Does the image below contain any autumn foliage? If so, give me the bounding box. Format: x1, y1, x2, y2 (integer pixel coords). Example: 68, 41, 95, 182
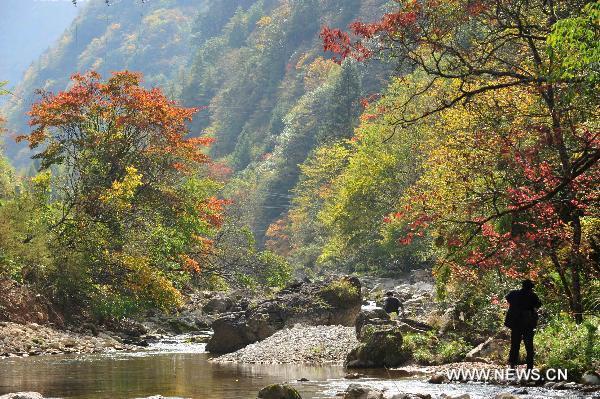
323, 0, 600, 321
20, 71, 212, 166
17, 71, 227, 314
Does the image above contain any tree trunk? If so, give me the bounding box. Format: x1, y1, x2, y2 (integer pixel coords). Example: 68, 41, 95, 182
571, 215, 584, 324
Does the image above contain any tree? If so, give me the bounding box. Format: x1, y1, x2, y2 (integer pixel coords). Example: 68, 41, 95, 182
323, 0, 600, 322
0, 81, 8, 96
317, 78, 429, 274
288, 142, 350, 270
17, 71, 226, 316
200, 220, 293, 290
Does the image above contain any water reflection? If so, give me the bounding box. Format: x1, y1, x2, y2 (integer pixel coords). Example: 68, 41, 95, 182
0, 345, 590, 399
0, 352, 344, 399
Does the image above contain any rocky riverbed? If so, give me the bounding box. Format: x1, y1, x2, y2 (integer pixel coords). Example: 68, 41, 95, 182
214, 324, 358, 365
0, 321, 134, 357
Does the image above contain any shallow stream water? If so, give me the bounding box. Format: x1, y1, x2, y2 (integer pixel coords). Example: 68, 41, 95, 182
0, 335, 591, 398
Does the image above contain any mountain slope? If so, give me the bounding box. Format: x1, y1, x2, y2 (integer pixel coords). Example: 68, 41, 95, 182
0, 0, 79, 92
1, 0, 391, 243
2, 0, 203, 163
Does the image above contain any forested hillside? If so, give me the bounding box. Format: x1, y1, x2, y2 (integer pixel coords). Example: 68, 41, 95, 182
0, 0, 78, 91
2, 0, 392, 262
0, 0, 397, 316
2, 0, 202, 162
178, 0, 393, 251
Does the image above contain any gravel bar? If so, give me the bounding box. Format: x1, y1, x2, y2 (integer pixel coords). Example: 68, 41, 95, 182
214, 324, 358, 365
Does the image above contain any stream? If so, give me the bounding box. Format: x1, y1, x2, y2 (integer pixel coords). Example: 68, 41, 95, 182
0, 334, 592, 399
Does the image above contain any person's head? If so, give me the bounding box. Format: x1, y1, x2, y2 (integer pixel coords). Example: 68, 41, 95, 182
386, 291, 394, 297
522, 279, 535, 291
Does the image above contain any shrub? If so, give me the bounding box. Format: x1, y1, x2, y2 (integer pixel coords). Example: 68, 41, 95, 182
535, 315, 600, 380
402, 331, 469, 365
437, 336, 470, 363
319, 278, 360, 306
259, 251, 293, 289
91, 289, 143, 321
403, 331, 436, 365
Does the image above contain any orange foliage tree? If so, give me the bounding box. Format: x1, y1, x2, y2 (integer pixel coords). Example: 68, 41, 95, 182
18, 71, 227, 315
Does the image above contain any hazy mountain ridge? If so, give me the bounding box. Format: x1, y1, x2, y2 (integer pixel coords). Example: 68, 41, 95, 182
2, 0, 206, 163
0, 0, 79, 92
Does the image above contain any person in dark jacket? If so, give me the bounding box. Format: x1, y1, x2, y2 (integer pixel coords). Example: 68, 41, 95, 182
505, 279, 542, 369
383, 291, 404, 317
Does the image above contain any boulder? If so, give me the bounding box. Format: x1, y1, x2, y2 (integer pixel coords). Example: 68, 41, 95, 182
355, 309, 393, 339
438, 307, 468, 333
465, 337, 508, 362
202, 296, 234, 314
427, 373, 447, 384
257, 384, 302, 399
206, 307, 284, 354
343, 384, 384, 399
395, 319, 434, 334
207, 276, 362, 353
166, 317, 199, 334
582, 371, 600, 385
346, 326, 408, 368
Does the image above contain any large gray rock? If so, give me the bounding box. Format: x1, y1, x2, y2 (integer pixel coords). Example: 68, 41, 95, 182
207, 276, 362, 353
257, 384, 302, 399
427, 373, 448, 384
343, 384, 384, 399
465, 337, 508, 362
438, 307, 470, 334
346, 326, 408, 368
355, 309, 393, 339
395, 318, 434, 334
202, 295, 234, 314
582, 371, 600, 385
206, 309, 282, 353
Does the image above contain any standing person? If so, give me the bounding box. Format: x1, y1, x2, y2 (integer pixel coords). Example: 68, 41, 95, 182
383, 291, 405, 317
504, 279, 542, 369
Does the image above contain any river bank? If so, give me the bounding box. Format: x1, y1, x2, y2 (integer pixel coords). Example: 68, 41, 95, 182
0, 322, 598, 398
1, 274, 598, 399
0, 321, 134, 358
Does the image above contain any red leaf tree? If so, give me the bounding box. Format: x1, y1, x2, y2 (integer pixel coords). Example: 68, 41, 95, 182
323, 0, 600, 321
